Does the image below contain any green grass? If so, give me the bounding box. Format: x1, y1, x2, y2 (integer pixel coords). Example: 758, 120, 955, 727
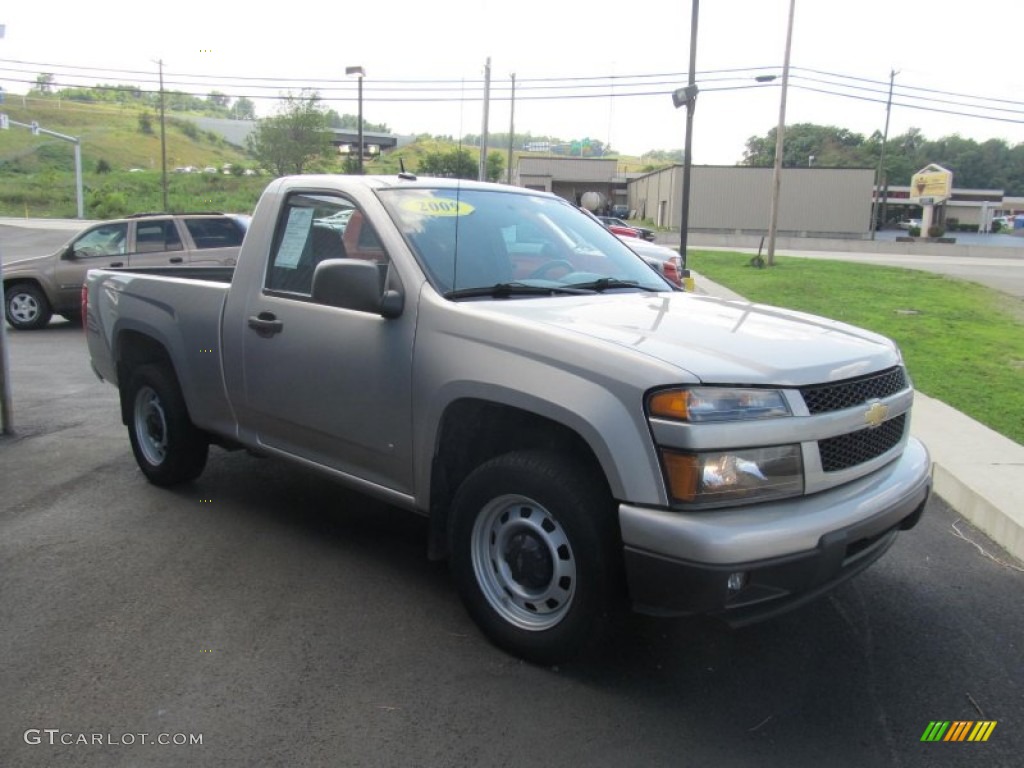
689, 250, 1024, 445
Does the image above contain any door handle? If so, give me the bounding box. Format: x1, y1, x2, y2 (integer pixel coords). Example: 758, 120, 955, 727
109, 261, 124, 268
247, 311, 283, 337
169, 257, 184, 264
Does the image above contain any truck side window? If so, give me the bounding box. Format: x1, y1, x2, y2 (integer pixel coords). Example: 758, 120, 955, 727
185, 218, 245, 249
265, 193, 389, 299
134, 220, 183, 253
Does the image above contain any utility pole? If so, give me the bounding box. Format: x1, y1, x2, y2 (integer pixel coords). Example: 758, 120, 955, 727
672, 0, 700, 272
870, 68, 898, 239
479, 57, 491, 182
506, 73, 515, 185
156, 59, 168, 211
0, 20, 11, 435
345, 66, 366, 173
765, 0, 796, 267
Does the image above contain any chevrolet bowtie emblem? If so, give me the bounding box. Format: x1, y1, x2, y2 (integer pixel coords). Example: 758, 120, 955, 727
864, 401, 889, 428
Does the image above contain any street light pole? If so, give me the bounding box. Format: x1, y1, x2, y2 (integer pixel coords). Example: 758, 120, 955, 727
766, 0, 796, 267
345, 66, 365, 173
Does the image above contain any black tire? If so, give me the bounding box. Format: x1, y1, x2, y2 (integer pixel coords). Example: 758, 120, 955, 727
125, 364, 209, 486
450, 450, 620, 664
4, 283, 53, 330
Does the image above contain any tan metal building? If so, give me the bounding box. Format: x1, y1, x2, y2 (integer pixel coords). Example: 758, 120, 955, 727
513, 157, 630, 211
628, 165, 875, 237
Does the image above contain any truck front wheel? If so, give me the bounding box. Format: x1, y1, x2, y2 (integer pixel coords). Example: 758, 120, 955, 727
451, 450, 619, 664
126, 364, 209, 486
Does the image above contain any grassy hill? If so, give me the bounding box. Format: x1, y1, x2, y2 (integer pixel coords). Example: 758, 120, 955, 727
0, 97, 260, 218
0, 97, 662, 218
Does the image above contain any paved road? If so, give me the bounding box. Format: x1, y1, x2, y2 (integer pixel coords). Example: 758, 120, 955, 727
674, 236, 1024, 299
1, 320, 1022, 767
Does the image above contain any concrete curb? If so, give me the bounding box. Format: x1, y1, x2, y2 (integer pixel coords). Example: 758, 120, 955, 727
689, 270, 1024, 564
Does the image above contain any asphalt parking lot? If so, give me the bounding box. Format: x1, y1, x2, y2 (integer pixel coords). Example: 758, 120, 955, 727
1, 317, 1022, 767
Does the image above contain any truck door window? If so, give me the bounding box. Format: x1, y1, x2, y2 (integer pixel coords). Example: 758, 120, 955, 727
265, 193, 390, 299
134, 220, 183, 253
72, 223, 128, 258
184, 218, 245, 249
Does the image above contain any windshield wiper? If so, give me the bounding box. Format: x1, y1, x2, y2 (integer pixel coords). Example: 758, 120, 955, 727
564, 278, 660, 293
444, 282, 595, 299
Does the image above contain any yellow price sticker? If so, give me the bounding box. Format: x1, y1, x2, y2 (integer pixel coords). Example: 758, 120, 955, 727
400, 198, 474, 217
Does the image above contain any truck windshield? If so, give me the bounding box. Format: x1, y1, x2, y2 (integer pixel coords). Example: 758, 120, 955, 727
377, 187, 670, 297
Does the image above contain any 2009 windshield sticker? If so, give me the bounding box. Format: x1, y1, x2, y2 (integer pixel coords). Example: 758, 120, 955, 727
400, 198, 474, 217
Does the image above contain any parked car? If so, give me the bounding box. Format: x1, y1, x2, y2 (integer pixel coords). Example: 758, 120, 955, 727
898, 218, 921, 231
617, 237, 684, 287
4, 212, 248, 330
600, 216, 655, 241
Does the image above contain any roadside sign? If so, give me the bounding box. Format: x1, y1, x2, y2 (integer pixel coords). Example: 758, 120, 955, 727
30, 120, 40, 135
910, 164, 953, 203
0, 113, 8, 130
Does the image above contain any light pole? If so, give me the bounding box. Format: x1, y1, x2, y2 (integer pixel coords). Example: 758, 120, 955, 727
345, 66, 365, 173
671, 0, 700, 272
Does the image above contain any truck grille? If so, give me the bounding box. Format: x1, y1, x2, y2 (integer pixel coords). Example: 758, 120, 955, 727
818, 414, 907, 472
800, 367, 907, 414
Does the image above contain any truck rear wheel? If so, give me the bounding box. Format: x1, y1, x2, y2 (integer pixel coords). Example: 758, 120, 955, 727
450, 450, 619, 664
126, 364, 208, 486
5, 283, 52, 330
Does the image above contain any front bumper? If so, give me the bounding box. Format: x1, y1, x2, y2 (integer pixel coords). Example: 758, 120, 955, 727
619, 438, 931, 623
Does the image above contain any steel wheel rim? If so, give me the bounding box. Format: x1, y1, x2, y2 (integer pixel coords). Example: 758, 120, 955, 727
470, 494, 576, 631
134, 385, 168, 466
9, 293, 40, 324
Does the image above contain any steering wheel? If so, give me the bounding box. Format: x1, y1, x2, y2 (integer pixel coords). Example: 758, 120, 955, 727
528, 259, 576, 279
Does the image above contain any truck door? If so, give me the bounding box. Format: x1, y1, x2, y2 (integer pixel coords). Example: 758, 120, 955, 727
128, 218, 187, 267
225, 191, 416, 496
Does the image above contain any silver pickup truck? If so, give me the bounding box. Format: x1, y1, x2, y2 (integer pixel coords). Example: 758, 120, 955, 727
85, 174, 931, 663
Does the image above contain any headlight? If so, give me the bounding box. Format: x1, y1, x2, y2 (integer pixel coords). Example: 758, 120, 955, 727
648, 387, 790, 422
660, 445, 803, 506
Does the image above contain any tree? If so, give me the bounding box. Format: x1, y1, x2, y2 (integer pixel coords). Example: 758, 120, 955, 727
207, 91, 230, 109
324, 109, 390, 133
245, 91, 333, 176
32, 73, 55, 94
232, 97, 256, 120
418, 148, 477, 179
486, 151, 504, 182
138, 112, 154, 135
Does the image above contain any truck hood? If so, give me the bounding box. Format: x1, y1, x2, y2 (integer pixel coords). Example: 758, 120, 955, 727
470, 292, 901, 386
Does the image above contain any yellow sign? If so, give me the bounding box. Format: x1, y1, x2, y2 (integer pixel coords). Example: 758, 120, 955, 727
400, 198, 475, 217
910, 165, 952, 203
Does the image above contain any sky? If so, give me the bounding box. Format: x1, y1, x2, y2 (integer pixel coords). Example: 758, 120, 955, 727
0, 1, 1020, 164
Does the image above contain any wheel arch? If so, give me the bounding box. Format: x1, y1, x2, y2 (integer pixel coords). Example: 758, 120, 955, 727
115, 330, 176, 426
426, 398, 613, 561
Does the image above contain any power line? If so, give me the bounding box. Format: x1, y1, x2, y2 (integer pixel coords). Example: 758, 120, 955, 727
3, 60, 1023, 126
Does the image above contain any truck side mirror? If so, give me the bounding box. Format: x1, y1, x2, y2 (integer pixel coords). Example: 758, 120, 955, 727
311, 259, 403, 318
61, 245, 77, 260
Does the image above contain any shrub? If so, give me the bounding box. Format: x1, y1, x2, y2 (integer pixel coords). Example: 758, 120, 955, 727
95, 158, 112, 174
138, 112, 153, 134
927, 224, 945, 238
89, 189, 128, 219
908, 226, 921, 237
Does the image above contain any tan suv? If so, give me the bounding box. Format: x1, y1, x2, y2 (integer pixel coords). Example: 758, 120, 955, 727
4, 212, 249, 330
